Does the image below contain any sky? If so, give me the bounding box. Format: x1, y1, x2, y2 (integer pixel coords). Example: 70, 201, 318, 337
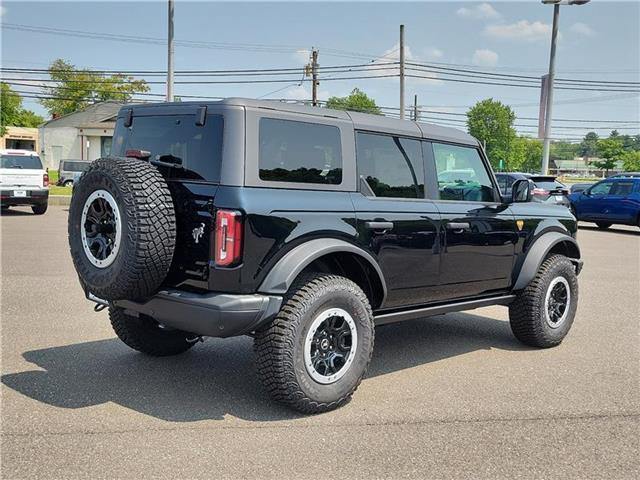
1, 0, 639, 140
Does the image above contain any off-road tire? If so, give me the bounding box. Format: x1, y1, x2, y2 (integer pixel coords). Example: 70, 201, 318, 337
509, 255, 578, 348
63, 180, 74, 187
596, 222, 612, 229
254, 272, 375, 414
68, 157, 176, 301
109, 306, 195, 356
32, 203, 48, 215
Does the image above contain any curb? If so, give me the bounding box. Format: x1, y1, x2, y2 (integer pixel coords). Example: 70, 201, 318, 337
49, 195, 71, 206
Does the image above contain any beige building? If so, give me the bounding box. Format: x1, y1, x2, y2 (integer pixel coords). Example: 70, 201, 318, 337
0, 126, 39, 151
38, 101, 124, 170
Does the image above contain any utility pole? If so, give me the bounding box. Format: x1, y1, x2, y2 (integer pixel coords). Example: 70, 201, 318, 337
399, 24, 405, 120
537, 74, 549, 139
166, 0, 175, 101
311, 49, 319, 107
541, 4, 559, 174
413, 94, 418, 121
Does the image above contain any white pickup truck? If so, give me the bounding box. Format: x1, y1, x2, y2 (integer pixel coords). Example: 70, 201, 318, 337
0, 149, 49, 215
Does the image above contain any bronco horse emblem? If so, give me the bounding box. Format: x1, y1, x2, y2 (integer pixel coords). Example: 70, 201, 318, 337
192, 223, 205, 244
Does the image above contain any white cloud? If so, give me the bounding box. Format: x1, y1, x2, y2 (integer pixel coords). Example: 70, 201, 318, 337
472, 49, 499, 67
285, 84, 330, 102
423, 47, 444, 60
570, 22, 594, 36
485, 20, 559, 42
370, 43, 442, 85
456, 3, 501, 20
293, 49, 311, 64
0, 6, 6, 17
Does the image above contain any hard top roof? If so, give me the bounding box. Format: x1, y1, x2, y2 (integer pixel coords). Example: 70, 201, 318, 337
122, 98, 479, 146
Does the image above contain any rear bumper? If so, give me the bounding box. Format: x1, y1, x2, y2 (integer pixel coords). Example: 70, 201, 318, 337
0, 189, 49, 206
114, 289, 282, 338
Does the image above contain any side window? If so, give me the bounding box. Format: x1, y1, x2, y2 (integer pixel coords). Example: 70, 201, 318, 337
432, 143, 495, 202
258, 118, 342, 185
496, 176, 508, 195
610, 181, 634, 196
588, 181, 613, 196
356, 132, 424, 198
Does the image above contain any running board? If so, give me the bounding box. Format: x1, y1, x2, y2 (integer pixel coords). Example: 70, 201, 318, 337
374, 295, 516, 326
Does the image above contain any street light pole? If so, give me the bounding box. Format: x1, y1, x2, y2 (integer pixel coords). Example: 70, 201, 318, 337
167, 0, 175, 102
540, 0, 590, 174
541, 4, 560, 175
399, 24, 405, 120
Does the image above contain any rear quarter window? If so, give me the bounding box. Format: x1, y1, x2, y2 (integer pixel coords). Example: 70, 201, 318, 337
258, 118, 342, 185
112, 114, 224, 182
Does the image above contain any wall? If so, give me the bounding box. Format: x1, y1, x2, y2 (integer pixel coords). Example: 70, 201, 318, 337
39, 126, 80, 170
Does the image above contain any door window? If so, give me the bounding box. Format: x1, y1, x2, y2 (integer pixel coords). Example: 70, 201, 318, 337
258, 118, 342, 185
610, 181, 634, 196
356, 132, 424, 198
432, 143, 495, 202
588, 181, 614, 196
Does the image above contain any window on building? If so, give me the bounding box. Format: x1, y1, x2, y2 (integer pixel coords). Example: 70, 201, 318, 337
356, 132, 424, 198
258, 118, 342, 185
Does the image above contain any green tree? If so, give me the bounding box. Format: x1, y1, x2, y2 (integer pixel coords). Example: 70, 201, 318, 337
39, 59, 149, 117
621, 151, 640, 172
325, 88, 381, 114
550, 141, 579, 161
579, 131, 599, 159
1, 83, 44, 135
509, 137, 543, 173
466, 98, 516, 169
592, 138, 625, 175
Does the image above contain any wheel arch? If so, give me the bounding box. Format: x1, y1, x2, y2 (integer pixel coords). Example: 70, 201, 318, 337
258, 238, 387, 309
513, 232, 581, 291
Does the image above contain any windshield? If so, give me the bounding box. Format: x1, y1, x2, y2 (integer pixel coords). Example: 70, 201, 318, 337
1, 155, 43, 169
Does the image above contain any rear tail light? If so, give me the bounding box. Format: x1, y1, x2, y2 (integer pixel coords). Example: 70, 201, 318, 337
43, 173, 49, 187
532, 187, 548, 196
214, 209, 243, 267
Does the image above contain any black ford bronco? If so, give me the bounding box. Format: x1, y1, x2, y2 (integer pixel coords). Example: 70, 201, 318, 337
68, 99, 582, 413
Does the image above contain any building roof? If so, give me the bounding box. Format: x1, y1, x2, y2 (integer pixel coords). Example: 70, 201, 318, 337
125, 98, 479, 146
40, 101, 125, 128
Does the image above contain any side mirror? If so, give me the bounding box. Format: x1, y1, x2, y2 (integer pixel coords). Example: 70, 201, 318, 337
511, 179, 534, 203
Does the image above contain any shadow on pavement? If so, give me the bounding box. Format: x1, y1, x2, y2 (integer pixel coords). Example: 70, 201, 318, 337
0, 208, 35, 216
578, 224, 640, 236
2, 312, 529, 422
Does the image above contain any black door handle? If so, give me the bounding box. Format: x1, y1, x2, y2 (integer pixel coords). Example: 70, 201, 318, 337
365, 221, 394, 233
446, 222, 470, 233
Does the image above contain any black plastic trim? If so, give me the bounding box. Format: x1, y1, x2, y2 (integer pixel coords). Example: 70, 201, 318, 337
374, 295, 516, 326
114, 290, 282, 338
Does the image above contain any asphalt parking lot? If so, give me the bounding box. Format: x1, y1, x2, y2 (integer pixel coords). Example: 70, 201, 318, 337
1, 205, 638, 479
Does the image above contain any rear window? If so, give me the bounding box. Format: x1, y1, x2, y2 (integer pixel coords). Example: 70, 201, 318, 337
112, 114, 224, 182
533, 181, 565, 190
62, 161, 90, 172
1, 155, 43, 169
258, 118, 342, 185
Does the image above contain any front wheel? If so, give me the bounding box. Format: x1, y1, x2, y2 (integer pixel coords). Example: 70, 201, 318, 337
509, 255, 579, 348
254, 272, 375, 414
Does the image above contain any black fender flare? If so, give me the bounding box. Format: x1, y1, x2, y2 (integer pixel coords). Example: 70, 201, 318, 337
513, 231, 581, 291
258, 238, 387, 302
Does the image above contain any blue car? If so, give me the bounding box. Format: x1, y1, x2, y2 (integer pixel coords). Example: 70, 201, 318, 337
568, 177, 640, 230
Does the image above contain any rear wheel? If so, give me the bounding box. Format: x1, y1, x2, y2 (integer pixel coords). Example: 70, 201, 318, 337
109, 306, 195, 356
63, 180, 73, 187
595, 222, 612, 229
254, 272, 374, 414
32, 203, 48, 215
509, 255, 578, 348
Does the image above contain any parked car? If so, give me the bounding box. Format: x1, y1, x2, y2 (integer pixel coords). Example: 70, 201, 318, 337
608, 172, 640, 179
569, 177, 640, 229
495, 173, 570, 207
57, 159, 91, 187
570, 183, 593, 194
0, 149, 49, 214
67, 99, 583, 413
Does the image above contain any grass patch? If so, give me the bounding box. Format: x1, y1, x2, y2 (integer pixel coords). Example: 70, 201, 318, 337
49, 186, 72, 196
47, 169, 59, 184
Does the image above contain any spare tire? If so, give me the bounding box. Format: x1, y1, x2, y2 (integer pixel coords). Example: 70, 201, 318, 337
68, 157, 176, 301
